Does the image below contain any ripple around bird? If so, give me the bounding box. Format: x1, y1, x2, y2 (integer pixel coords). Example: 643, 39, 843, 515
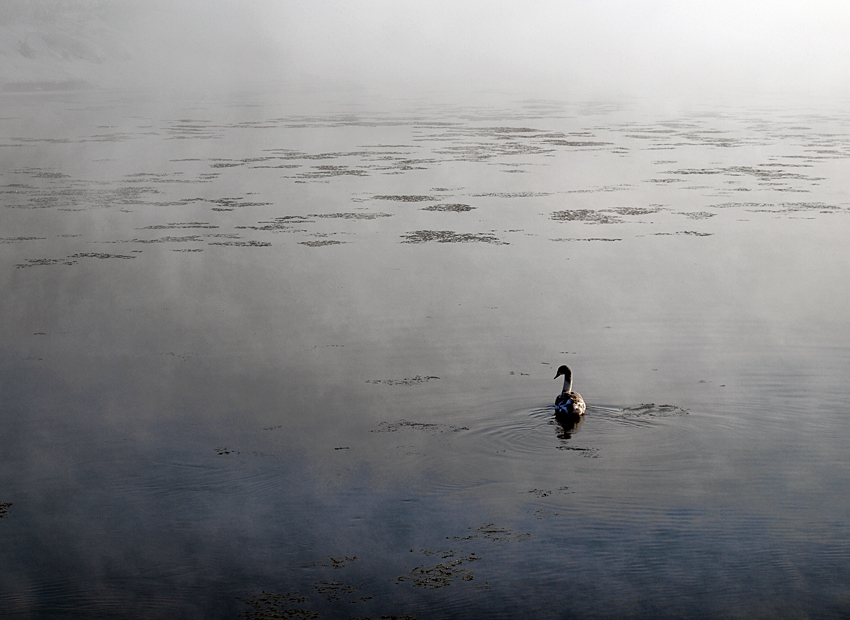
460, 401, 665, 459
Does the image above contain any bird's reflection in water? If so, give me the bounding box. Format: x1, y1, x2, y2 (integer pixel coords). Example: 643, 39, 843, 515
553, 410, 584, 440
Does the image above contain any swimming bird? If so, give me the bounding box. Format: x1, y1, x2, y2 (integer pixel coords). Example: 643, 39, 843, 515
554, 365, 586, 416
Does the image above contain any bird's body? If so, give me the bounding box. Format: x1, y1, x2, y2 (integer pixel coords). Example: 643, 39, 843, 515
554, 365, 586, 416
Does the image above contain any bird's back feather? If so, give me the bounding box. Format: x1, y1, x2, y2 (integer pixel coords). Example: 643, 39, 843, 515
555, 391, 586, 416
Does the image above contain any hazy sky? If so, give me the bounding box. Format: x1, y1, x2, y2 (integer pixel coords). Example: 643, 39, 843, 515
87, 0, 850, 99
275, 1, 850, 93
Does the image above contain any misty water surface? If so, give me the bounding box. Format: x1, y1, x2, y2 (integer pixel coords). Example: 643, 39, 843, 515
2, 88, 850, 619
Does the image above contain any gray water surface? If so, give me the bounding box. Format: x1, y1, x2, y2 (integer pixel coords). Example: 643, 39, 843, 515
2, 89, 850, 619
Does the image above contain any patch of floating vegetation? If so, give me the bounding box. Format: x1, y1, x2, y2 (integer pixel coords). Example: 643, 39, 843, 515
712, 201, 839, 213
0, 236, 45, 243
373, 195, 437, 202
124, 172, 173, 179
8, 137, 72, 145
213, 197, 272, 209
123, 172, 201, 185
308, 212, 393, 220
551, 209, 624, 224
432, 141, 553, 161
621, 403, 689, 417
13, 168, 70, 179
0, 502, 11, 518
374, 419, 468, 433
653, 231, 713, 237
158, 351, 199, 359
377, 159, 435, 174
665, 166, 821, 182
238, 216, 315, 232
134, 235, 205, 244
489, 126, 543, 133
215, 446, 239, 455
450, 523, 531, 543
2, 182, 159, 211
678, 211, 716, 220
313, 579, 356, 601
293, 165, 370, 179
605, 206, 662, 216
298, 240, 345, 247
566, 184, 633, 194
397, 555, 481, 589
250, 163, 302, 170
69, 253, 136, 260
545, 139, 612, 147
208, 240, 271, 247
175, 197, 272, 211
237, 591, 318, 620
711, 202, 771, 210
367, 375, 440, 386
400, 230, 507, 244
362, 143, 419, 148
286, 150, 373, 161
550, 237, 622, 242
473, 523, 531, 542
172, 248, 204, 252
556, 445, 600, 457
15, 258, 78, 268
472, 191, 552, 198
139, 222, 219, 230
528, 487, 571, 498
311, 556, 358, 569
420, 203, 475, 212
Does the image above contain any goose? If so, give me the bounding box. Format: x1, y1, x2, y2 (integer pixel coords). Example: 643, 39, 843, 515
554, 365, 586, 416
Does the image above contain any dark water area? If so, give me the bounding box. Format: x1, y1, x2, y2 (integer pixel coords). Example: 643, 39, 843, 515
2, 88, 850, 619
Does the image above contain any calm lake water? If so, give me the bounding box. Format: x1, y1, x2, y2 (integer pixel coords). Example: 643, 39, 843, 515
2, 88, 850, 619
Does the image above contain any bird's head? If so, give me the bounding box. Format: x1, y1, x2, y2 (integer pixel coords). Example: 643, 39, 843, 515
554, 365, 571, 380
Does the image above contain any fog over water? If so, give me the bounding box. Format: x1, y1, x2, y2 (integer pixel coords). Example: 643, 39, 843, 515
5, 0, 850, 99
141, 0, 850, 99
2, 2, 850, 620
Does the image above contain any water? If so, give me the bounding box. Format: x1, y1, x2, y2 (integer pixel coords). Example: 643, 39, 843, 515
2, 88, 850, 619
